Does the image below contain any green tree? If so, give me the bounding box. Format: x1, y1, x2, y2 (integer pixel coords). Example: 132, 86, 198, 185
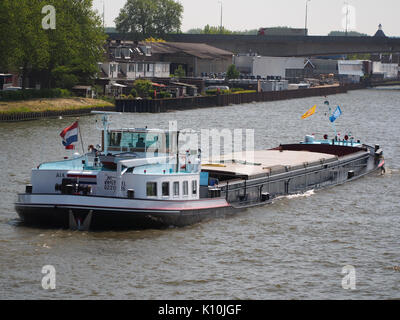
226, 64, 240, 80
185, 26, 258, 35
203, 24, 232, 35
0, 0, 50, 88
174, 65, 186, 78
133, 79, 153, 98
0, 0, 106, 89
115, 0, 183, 37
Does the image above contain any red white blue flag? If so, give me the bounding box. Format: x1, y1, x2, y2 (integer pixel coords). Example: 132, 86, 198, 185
60, 121, 78, 150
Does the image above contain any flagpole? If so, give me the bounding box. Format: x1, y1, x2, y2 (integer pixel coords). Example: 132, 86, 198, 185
325, 99, 337, 140
77, 118, 85, 155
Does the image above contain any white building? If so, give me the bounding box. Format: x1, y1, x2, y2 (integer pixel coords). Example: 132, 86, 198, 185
338, 60, 364, 83
100, 62, 120, 79
233, 54, 305, 78
372, 62, 399, 79
99, 61, 170, 80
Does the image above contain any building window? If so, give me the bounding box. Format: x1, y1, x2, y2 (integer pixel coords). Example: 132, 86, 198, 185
162, 182, 170, 196
173, 182, 179, 196
128, 63, 135, 72
183, 181, 188, 196
146, 182, 157, 197
138, 64, 143, 72
122, 48, 130, 59
192, 180, 197, 195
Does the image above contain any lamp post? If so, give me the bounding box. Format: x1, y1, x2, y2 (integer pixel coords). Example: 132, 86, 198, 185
219, 1, 223, 33
344, 1, 349, 36
304, 0, 311, 36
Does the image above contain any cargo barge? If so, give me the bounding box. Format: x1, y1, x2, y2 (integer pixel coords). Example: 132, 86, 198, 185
15, 112, 385, 230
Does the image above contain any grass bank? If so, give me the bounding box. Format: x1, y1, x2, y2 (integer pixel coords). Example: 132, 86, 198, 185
0, 97, 114, 114
0, 97, 115, 122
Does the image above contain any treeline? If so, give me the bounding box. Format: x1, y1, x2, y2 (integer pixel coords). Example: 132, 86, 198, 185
0, 0, 107, 89
186, 25, 259, 35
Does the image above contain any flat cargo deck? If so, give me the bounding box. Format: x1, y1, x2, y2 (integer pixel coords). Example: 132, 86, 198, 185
202, 150, 338, 179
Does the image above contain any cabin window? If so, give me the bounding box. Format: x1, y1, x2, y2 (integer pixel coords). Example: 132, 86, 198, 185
162, 182, 170, 196
192, 180, 197, 195
173, 182, 179, 196
146, 182, 157, 197
110, 132, 122, 147
183, 181, 188, 196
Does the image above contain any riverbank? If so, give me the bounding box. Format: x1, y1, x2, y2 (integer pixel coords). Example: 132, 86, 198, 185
116, 84, 362, 113
0, 97, 114, 122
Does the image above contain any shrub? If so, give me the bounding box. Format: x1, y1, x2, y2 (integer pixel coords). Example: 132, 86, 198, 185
148, 89, 157, 98
205, 89, 230, 95
0, 88, 72, 101
226, 64, 240, 80
159, 91, 172, 99
133, 79, 153, 98
230, 88, 245, 92
130, 88, 137, 97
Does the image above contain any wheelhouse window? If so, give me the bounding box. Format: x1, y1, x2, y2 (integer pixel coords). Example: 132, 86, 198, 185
192, 180, 197, 195
146, 182, 157, 197
183, 181, 188, 196
109, 132, 122, 147
162, 182, 170, 196
107, 130, 177, 154
173, 182, 179, 196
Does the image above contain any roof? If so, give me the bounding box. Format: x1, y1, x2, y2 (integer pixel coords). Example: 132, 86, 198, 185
72, 85, 92, 90
170, 81, 198, 88
374, 24, 386, 37
141, 41, 233, 59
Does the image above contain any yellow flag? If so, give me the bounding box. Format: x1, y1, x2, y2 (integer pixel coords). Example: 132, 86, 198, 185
301, 104, 317, 119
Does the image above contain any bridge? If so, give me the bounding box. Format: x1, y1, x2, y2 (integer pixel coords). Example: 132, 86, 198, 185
108, 33, 400, 57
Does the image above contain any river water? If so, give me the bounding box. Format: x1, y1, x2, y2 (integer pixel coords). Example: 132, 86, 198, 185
0, 88, 399, 300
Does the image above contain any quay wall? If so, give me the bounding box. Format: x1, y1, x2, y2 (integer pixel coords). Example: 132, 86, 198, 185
116, 85, 358, 113
0, 106, 115, 122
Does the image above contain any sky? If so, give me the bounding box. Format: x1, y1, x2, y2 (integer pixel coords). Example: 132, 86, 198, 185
92, 0, 399, 36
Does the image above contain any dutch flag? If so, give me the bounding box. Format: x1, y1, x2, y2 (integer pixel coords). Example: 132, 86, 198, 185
60, 121, 79, 150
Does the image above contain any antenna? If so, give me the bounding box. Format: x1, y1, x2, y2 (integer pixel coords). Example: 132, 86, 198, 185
91, 111, 122, 154
103, 0, 105, 29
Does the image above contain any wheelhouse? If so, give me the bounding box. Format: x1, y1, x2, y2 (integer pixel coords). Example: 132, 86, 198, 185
103, 128, 178, 156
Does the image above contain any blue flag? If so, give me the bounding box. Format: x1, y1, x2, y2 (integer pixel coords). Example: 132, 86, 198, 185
329, 106, 342, 123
